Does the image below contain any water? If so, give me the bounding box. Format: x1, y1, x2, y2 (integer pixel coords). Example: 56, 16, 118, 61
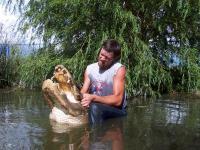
0, 90, 200, 150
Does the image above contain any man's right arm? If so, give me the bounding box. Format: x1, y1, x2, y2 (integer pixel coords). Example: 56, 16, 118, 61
80, 70, 90, 94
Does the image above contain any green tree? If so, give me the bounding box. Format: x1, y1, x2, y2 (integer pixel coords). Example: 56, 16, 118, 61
0, 21, 22, 87
5, 0, 200, 96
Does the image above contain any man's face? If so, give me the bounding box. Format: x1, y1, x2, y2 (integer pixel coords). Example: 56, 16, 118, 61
98, 48, 114, 70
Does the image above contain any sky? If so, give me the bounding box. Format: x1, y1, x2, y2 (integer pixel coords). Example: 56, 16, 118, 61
0, 1, 39, 45
0, 1, 20, 43
0, 2, 41, 55
0, 5, 18, 28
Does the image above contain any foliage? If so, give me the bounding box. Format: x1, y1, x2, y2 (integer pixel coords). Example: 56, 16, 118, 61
4, 0, 200, 96
0, 44, 22, 87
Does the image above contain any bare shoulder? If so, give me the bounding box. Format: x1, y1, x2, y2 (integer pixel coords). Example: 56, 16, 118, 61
115, 66, 126, 79
117, 66, 126, 75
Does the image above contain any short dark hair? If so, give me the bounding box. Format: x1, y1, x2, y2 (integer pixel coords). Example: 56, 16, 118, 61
101, 39, 121, 61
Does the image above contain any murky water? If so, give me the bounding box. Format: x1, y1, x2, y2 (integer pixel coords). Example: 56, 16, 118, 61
0, 90, 200, 150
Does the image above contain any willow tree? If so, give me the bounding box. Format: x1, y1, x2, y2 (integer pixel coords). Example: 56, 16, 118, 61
5, 0, 200, 96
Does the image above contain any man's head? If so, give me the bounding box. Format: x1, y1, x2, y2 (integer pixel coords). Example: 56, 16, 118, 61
98, 39, 121, 70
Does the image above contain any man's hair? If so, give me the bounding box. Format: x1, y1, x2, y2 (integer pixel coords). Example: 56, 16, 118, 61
100, 39, 121, 61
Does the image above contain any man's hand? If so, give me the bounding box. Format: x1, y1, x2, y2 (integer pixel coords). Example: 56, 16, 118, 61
81, 93, 94, 108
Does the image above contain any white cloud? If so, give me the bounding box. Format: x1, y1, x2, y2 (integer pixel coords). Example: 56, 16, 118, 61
0, 4, 26, 44
0, 2, 42, 44
0, 5, 19, 29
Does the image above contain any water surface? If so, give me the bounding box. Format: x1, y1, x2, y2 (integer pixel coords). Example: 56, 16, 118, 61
0, 90, 199, 150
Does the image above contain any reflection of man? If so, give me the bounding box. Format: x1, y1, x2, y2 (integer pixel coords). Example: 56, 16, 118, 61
81, 127, 124, 150
81, 118, 124, 150
81, 39, 127, 125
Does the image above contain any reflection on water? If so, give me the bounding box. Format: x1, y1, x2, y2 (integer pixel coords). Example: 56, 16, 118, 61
155, 100, 187, 124
125, 95, 200, 150
0, 90, 200, 150
80, 118, 125, 150
0, 90, 49, 149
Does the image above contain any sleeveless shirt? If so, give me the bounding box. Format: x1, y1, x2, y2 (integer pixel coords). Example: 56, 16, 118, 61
86, 62, 127, 109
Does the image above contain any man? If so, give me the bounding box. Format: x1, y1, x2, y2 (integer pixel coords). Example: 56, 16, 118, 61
81, 39, 127, 125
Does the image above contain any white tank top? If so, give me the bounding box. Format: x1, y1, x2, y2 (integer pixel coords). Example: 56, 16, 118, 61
86, 62, 127, 109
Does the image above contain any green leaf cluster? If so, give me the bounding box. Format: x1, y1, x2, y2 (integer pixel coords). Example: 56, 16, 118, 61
5, 0, 200, 96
